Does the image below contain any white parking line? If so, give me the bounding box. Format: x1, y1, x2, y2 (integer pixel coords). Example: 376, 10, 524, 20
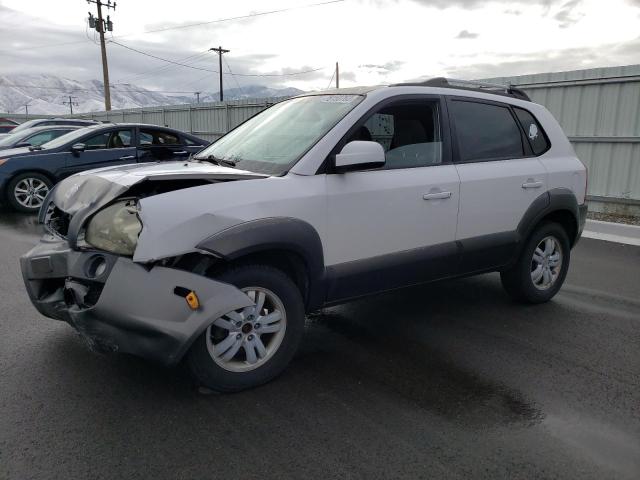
581, 230, 640, 246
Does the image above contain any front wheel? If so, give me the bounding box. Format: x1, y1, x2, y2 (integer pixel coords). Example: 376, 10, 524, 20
501, 222, 571, 303
186, 265, 305, 392
7, 172, 53, 213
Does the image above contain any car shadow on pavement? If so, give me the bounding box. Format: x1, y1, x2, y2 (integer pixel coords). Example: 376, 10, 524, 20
296, 276, 544, 428
27, 250, 543, 430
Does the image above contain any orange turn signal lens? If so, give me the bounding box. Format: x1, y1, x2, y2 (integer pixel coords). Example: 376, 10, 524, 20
185, 291, 200, 310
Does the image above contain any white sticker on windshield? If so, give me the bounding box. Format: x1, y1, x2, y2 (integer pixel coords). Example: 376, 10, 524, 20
320, 95, 359, 103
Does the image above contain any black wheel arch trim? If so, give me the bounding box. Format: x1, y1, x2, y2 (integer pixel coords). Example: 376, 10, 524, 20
516, 188, 582, 250
196, 217, 326, 310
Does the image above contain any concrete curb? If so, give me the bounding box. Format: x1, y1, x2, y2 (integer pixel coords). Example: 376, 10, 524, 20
582, 219, 640, 246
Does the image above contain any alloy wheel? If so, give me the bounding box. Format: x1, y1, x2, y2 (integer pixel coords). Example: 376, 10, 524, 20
14, 177, 49, 209
206, 286, 287, 372
531, 236, 563, 290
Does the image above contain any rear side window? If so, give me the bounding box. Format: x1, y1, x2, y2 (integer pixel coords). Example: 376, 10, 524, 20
450, 100, 523, 162
513, 108, 550, 155
139, 129, 180, 146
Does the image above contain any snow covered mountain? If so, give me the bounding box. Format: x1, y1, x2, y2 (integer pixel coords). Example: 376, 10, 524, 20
0, 74, 304, 115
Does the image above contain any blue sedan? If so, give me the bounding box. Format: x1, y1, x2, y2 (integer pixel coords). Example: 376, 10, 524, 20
0, 123, 209, 212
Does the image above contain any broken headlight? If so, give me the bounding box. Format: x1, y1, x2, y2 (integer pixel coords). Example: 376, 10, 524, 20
85, 199, 142, 255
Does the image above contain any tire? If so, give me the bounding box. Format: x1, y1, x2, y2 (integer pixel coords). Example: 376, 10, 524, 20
7, 172, 53, 213
500, 222, 570, 304
186, 265, 305, 392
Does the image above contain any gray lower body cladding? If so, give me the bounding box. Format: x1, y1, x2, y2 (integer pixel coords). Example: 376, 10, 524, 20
20, 237, 253, 365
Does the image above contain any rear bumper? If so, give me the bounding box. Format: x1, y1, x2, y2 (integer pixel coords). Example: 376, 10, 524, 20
576, 202, 588, 242
20, 237, 252, 365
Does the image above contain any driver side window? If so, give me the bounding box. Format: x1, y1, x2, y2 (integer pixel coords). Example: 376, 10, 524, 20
349, 100, 442, 169
84, 129, 132, 150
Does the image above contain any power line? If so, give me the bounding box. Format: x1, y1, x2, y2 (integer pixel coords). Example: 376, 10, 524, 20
0, 82, 203, 94
108, 40, 326, 77
3, 0, 345, 52
224, 56, 245, 98
114, 0, 345, 38
113, 50, 211, 84
326, 69, 336, 89
109, 40, 217, 73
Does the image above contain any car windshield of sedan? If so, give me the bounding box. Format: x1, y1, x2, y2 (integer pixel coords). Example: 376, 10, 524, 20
194, 94, 364, 175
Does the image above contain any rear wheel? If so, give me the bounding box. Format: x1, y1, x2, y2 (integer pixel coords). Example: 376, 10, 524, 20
7, 172, 52, 213
501, 222, 570, 303
186, 265, 305, 392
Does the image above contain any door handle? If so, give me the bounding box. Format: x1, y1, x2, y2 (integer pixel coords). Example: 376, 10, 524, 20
119, 155, 136, 160
423, 191, 452, 200
522, 181, 543, 189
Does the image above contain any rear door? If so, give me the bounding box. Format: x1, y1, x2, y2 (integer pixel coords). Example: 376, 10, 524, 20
448, 97, 547, 272
136, 127, 192, 163
63, 127, 136, 176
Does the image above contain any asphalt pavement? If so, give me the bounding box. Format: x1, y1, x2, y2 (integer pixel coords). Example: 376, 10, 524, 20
1, 209, 639, 479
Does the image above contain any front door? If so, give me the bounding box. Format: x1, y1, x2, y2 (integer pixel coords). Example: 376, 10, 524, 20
325, 97, 460, 301
63, 128, 137, 177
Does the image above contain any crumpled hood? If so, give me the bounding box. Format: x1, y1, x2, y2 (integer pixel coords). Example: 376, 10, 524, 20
43, 160, 268, 246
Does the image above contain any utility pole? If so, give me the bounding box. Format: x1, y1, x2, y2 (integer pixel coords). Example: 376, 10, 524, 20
24, 103, 31, 116
336, 62, 339, 89
194, 92, 201, 103
210, 46, 230, 101
63, 96, 79, 115
87, 0, 116, 111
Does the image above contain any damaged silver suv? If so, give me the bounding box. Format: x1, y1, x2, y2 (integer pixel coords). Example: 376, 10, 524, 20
21, 80, 587, 391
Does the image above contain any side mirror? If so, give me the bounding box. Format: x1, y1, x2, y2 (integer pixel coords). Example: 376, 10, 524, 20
15, 142, 31, 148
334, 141, 385, 173
71, 143, 86, 154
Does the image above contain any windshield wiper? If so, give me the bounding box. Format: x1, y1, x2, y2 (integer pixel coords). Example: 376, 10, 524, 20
197, 154, 237, 169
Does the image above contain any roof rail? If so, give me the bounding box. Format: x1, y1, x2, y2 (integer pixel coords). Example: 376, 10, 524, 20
391, 77, 531, 101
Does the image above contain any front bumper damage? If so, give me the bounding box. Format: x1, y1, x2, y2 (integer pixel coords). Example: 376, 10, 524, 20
20, 236, 253, 365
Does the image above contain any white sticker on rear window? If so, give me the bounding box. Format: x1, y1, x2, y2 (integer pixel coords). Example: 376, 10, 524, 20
320, 95, 359, 103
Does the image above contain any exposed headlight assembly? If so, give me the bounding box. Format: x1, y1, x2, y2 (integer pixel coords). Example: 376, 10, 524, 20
85, 199, 142, 255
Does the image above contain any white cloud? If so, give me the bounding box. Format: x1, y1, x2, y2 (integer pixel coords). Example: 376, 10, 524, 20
0, 0, 638, 95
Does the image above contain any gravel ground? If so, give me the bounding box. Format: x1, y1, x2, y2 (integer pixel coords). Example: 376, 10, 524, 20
587, 211, 640, 225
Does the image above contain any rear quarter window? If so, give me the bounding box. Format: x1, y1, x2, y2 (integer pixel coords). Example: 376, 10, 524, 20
513, 107, 550, 155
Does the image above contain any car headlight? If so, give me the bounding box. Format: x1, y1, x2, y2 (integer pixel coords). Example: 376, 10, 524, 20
85, 199, 142, 255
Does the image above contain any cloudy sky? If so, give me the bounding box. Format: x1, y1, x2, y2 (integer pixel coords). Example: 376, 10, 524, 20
1, 0, 639, 95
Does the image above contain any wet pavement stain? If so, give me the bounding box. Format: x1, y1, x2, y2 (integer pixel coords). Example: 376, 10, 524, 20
304, 307, 544, 428
0, 207, 42, 236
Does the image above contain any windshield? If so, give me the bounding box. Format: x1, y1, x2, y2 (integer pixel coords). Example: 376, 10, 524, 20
0, 131, 26, 146
39, 127, 96, 149
195, 94, 364, 175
